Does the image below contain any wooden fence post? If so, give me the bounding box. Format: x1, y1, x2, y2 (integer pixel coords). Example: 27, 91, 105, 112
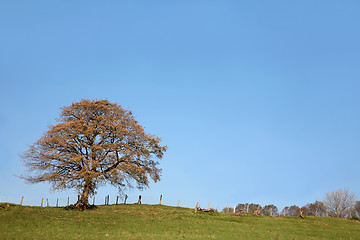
67, 197, 69, 206
159, 195, 162, 205
46, 198, 49, 207
283, 209, 286, 216
124, 195, 128, 204
41, 198, 43, 207
233, 205, 236, 213
315, 209, 317, 217
93, 196, 95, 205
246, 204, 249, 213
299, 209, 304, 218
56, 198, 59, 207
208, 202, 211, 210
137, 195, 141, 204
194, 202, 199, 213
107, 195, 110, 205
270, 208, 272, 216
177, 200, 180, 207
116, 196, 119, 205
20, 196, 24, 206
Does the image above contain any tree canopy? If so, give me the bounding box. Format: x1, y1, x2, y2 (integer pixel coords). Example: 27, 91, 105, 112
21, 99, 167, 209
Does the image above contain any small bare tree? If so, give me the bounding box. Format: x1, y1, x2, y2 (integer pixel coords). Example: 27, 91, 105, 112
354, 201, 360, 218
323, 189, 357, 218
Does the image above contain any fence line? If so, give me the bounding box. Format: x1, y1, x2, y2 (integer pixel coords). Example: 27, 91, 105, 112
8, 195, 357, 218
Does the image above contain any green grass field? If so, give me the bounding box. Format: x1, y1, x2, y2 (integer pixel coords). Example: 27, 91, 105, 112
1, 203, 359, 239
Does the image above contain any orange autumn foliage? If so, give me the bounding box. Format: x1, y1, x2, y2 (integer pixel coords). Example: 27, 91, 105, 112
21, 100, 167, 209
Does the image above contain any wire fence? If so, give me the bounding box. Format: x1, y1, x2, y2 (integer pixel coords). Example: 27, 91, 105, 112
5, 194, 185, 208
3, 195, 359, 219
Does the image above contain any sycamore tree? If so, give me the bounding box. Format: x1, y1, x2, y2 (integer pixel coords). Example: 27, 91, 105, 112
21, 99, 167, 210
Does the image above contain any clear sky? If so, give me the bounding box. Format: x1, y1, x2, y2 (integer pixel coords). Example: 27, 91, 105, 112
1, 1, 360, 211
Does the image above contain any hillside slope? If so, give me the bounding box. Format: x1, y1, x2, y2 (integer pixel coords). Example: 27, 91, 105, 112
1, 203, 359, 239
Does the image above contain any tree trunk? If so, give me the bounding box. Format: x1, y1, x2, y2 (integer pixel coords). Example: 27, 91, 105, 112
75, 178, 92, 210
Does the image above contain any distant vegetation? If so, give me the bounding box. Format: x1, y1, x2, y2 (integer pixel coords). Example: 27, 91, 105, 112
223, 189, 360, 219
1, 203, 359, 239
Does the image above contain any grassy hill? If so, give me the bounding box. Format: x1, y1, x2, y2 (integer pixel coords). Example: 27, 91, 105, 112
1, 203, 359, 239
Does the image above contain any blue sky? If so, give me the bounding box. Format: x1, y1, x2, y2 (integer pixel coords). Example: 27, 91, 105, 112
1, 1, 360, 210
